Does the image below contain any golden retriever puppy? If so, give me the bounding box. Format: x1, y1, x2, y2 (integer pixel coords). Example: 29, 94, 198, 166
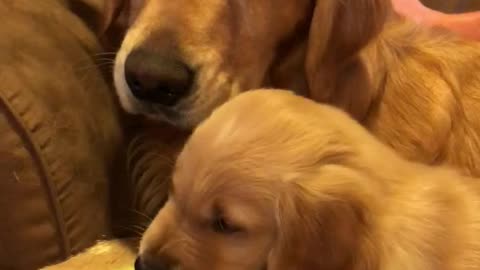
136, 89, 480, 270
106, 0, 480, 177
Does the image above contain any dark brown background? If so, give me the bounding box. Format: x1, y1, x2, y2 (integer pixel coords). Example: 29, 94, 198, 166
422, 0, 480, 12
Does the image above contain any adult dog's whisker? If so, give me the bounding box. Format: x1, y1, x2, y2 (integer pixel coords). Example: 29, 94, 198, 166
75, 63, 114, 73
94, 58, 115, 63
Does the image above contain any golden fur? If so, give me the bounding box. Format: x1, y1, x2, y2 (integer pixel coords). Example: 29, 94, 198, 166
109, 0, 480, 176
41, 239, 138, 270
139, 90, 480, 270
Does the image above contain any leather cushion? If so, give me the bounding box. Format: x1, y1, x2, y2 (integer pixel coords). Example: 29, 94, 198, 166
0, 1, 124, 269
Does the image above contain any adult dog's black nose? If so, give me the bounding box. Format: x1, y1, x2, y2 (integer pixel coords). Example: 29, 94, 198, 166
124, 48, 194, 107
135, 256, 170, 270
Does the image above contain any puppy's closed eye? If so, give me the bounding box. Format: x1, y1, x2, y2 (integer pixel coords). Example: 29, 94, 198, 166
210, 207, 243, 235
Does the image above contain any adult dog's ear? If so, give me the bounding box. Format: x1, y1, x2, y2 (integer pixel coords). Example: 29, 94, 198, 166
268, 181, 375, 270
305, 0, 390, 120
99, 0, 143, 50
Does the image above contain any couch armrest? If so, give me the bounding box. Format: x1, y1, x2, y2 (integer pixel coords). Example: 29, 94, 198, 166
0, 1, 125, 269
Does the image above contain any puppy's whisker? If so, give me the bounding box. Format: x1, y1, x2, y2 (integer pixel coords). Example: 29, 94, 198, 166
94, 52, 117, 56
129, 159, 172, 191
128, 139, 176, 163
151, 153, 175, 165
113, 225, 145, 237
128, 208, 154, 222
133, 180, 170, 213
140, 182, 170, 210
131, 224, 149, 233
94, 59, 115, 64
93, 57, 115, 61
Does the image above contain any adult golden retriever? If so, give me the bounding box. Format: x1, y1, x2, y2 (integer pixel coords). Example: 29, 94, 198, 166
136, 89, 480, 270
105, 0, 480, 176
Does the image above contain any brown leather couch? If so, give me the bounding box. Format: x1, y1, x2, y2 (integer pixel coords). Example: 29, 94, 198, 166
0, 1, 121, 269
0, 1, 187, 269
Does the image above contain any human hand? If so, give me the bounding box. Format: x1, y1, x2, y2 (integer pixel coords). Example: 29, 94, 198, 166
391, 0, 480, 41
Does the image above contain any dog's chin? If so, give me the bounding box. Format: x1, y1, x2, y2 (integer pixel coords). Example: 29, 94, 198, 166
135, 103, 205, 129
144, 107, 190, 129
113, 87, 192, 130
115, 91, 212, 130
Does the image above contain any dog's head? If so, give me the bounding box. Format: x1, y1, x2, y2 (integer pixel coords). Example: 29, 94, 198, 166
106, 0, 390, 128
135, 90, 390, 270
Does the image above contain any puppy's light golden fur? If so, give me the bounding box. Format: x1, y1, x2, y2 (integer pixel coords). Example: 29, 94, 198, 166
110, 0, 480, 176
139, 90, 480, 270
41, 239, 137, 270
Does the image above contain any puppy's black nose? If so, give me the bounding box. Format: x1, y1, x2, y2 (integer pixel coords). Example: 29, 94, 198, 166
124, 48, 194, 107
134, 256, 170, 270
134, 257, 146, 270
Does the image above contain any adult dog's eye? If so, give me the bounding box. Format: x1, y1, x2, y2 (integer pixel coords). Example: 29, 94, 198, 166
212, 217, 239, 234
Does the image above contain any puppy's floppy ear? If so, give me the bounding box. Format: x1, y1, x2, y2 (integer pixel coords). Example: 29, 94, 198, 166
268, 182, 373, 270
99, 0, 143, 49
305, 0, 390, 120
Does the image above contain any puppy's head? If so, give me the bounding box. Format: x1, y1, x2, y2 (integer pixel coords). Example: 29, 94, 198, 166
108, 0, 390, 128
136, 90, 388, 270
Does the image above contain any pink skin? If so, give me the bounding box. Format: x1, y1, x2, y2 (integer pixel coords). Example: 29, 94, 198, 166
392, 0, 480, 41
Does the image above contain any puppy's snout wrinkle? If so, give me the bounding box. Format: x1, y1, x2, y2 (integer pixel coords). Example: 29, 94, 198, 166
124, 48, 194, 107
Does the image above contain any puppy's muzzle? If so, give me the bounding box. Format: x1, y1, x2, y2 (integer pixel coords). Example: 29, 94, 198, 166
124, 48, 194, 107
135, 256, 172, 270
